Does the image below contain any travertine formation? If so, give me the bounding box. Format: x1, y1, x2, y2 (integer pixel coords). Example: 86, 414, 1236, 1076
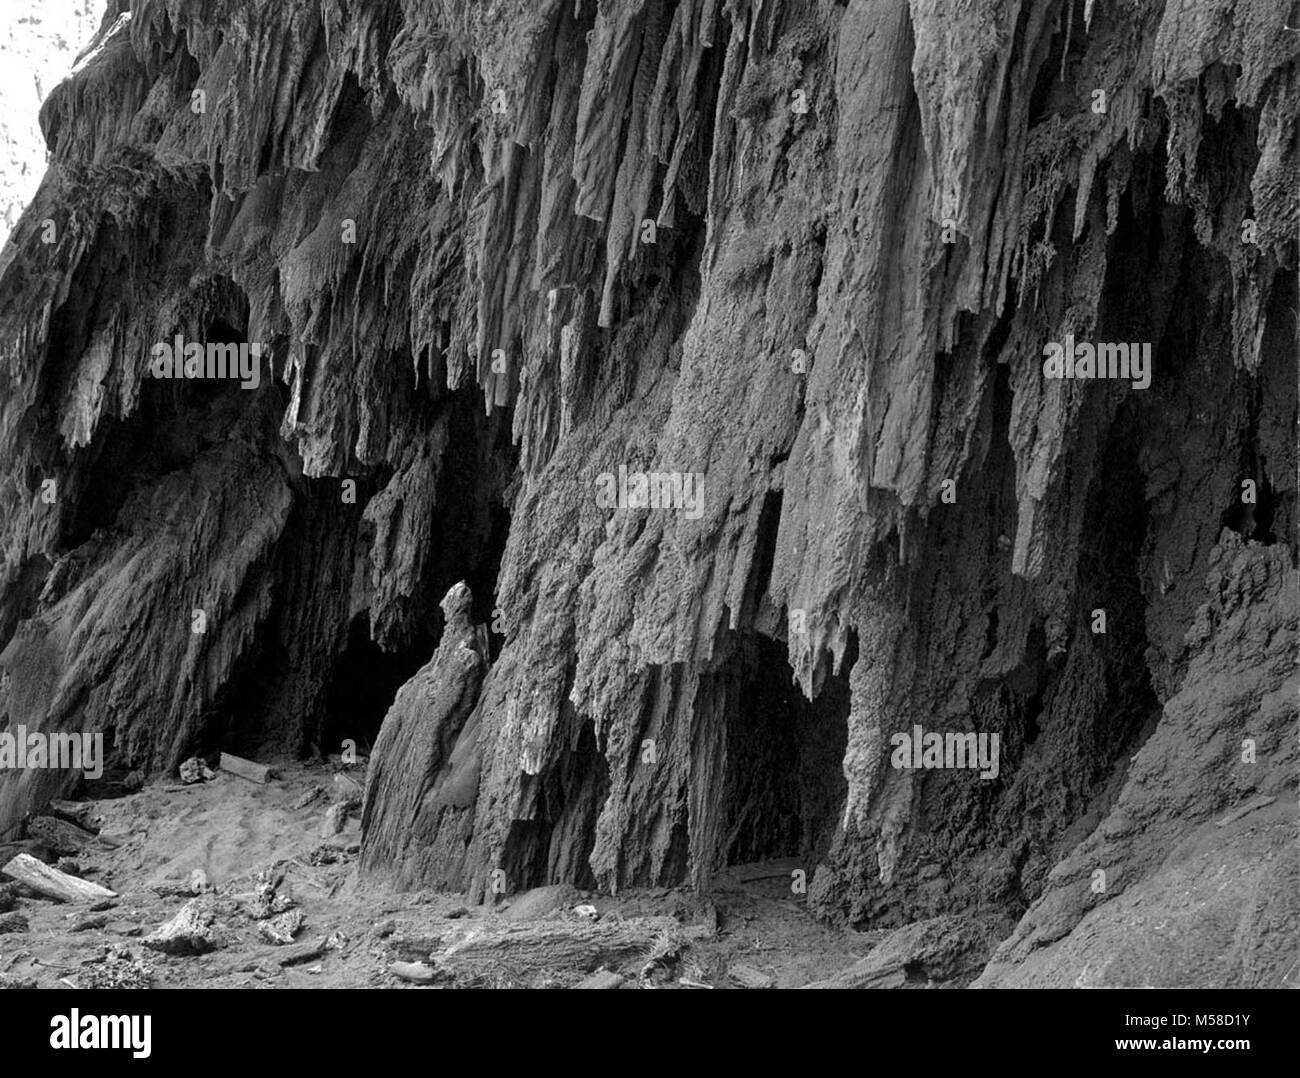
0, 0, 1295, 985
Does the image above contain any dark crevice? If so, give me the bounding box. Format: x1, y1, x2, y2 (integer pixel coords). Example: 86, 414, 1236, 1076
503, 688, 610, 892
720, 632, 855, 868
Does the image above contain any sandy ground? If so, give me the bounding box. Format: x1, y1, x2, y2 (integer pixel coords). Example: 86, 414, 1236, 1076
0, 762, 873, 989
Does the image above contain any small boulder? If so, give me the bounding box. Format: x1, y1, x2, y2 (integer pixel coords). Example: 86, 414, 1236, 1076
390, 961, 437, 985
143, 899, 218, 956
321, 802, 349, 837
501, 884, 576, 922
258, 909, 304, 945
178, 758, 215, 785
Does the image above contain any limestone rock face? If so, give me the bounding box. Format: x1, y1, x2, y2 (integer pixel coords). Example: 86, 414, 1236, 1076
0, 0, 1295, 986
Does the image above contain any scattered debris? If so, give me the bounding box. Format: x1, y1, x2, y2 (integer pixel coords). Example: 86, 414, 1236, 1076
325, 930, 347, 950
304, 843, 355, 867
178, 757, 217, 784
639, 928, 695, 985
0, 973, 37, 989
2, 853, 118, 903
219, 752, 275, 784
80, 945, 154, 989
143, 898, 220, 956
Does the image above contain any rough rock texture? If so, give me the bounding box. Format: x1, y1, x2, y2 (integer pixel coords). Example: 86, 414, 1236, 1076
0, 0, 1296, 987
359, 581, 487, 890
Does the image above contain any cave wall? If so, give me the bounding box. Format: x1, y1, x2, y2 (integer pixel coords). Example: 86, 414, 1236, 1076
0, 0, 1295, 983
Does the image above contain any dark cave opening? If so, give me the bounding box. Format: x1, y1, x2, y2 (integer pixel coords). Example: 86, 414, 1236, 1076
425, 389, 516, 639
173, 362, 514, 770
1073, 400, 1161, 780
720, 633, 854, 868
317, 614, 431, 757
1220, 437, 1278, 545
62, 307, 271, 550
1218, 270, 1298, 549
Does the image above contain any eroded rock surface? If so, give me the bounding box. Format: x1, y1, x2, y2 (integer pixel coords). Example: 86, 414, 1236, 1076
0, 0, 1295, 986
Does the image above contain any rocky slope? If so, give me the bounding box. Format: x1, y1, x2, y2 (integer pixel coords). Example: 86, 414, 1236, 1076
0, 0, 1295, 987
